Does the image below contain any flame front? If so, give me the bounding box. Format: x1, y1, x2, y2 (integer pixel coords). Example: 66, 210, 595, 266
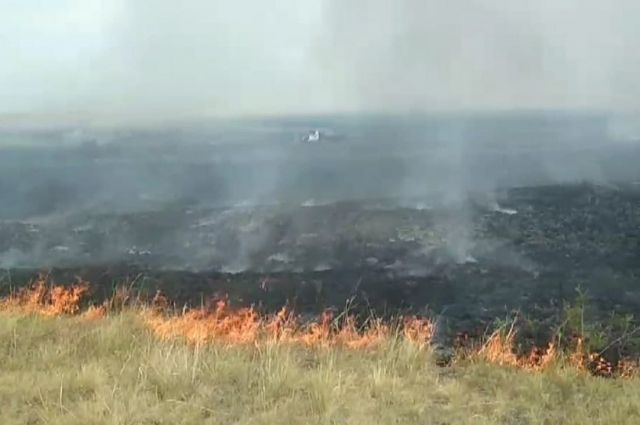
1, 277, 89, 316
1, 278, 638, 377
144, 303, 406, 349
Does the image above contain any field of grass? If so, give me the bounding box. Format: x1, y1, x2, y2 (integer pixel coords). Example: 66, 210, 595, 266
2, 310, 640, 425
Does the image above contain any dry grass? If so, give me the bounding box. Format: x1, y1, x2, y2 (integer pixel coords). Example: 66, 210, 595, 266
3, 279, 640, 423
2, 311, 640, 424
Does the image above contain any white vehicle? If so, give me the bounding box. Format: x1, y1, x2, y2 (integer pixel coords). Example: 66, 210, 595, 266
304, 130, 321, 143
300, 129, 343, 144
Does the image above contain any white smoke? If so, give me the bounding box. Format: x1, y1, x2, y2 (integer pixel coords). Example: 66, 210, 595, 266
1, 0, 640, 125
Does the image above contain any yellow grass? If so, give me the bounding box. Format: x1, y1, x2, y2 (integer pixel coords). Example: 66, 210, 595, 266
2, 279, 640, 423
3, 310, 640, 425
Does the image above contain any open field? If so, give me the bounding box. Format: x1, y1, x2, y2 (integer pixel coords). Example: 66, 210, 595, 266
3, 311, 640, 425
2, 116, 640, 424
2, 287, 640, 425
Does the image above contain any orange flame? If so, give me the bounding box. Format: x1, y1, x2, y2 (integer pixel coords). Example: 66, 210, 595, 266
475, 326, 561, 372
81, 305, 107, 321
1, 278, 89, 316
478, 328, 519, 367
403, 316, 434, 348
143, 301, 401, 349
2, 279, 639, 377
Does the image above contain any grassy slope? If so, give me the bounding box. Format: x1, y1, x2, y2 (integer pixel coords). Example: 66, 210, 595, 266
2, 312, 640, 425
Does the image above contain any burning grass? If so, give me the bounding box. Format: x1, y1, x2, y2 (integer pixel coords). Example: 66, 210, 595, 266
3, 309, 640, 424
142, 303, 429, 350
2, 278, 639, 378
0, 276, 90, 316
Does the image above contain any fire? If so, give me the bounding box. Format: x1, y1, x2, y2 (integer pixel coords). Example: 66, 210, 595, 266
569, 336, 587, 371
618, 359, 640, 378
473, 325, 565, 372
143, 301, 398, 349
478, 328, 519, 367
403, 316, 435, 348
521, 342, 558, 371
295, 310, 334, 347
145, 300, 262, 346
81, 305, 107, 321
1, 278, 639, 377
1, 277, 89, 316
473, 329, 619, 375
334, 316, 389, 349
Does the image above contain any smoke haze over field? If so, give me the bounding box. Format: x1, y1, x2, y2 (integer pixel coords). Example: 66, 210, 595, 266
3, 1, 640, 343
1, 0, 639, 124
321, 0, 640, 113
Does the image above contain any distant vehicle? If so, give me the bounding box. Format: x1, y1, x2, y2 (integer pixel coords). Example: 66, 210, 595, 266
304, 130, 321, 143
300, 129, 343, 144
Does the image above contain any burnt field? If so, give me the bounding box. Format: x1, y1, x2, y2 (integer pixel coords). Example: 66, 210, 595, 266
2, 182, 640, 326
1, 114, 640, 338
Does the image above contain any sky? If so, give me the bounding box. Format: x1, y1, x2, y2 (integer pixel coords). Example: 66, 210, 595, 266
1, 0, 639, 124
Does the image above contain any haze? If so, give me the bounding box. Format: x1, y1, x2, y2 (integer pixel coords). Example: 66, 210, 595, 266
1, 0, 639, 125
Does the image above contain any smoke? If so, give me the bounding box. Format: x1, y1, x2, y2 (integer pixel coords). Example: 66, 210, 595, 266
1, 0, 640, 123
311, 0, 640, 264
0, 0, 326, 123
318, 0, 640, 114
1, 0, 640, 275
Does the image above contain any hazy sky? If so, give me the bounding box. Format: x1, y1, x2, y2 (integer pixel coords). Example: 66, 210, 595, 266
1, 0, 639, 123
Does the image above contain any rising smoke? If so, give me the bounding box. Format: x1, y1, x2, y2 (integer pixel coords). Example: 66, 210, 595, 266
317, 0, 640, 114
1, 1, 640, 272
1, 0, 639, 121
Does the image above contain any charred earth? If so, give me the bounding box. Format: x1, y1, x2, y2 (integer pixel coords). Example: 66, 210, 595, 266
1, 114, 640, 341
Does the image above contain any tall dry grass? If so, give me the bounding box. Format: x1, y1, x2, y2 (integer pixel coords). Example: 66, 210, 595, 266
3, 278, 640, 423
2, 310, 640, 424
